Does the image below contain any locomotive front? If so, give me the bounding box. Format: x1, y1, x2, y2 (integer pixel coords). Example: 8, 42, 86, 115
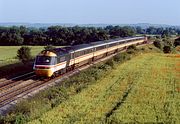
33, 50, 57, 77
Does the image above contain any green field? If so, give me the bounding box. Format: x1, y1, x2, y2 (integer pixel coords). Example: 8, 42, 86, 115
29, 53, 180, 123
0, 46, 45, 66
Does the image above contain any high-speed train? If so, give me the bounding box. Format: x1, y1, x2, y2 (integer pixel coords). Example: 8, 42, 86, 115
33, 36, 147, 77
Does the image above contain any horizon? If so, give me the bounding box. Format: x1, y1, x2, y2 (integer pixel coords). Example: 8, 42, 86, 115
0, 22, 180, 28
0, 0, 180, 25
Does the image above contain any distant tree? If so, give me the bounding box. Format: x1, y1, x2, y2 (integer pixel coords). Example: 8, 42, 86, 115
1, 25, 179, 46
19, 26, 28, 36
146, 27, 157, 34
136, 26, 145, 34
17, 46, 32, 64
161, 30, 171, 38
44, 45, 56, 50
156, 28, 164, 35
109, 26, 135, 37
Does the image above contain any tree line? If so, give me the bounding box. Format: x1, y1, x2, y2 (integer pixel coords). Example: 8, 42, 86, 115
136, 26, 180, 37
0, 25, 180, 46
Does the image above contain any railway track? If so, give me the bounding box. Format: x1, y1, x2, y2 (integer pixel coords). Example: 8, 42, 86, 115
0, 42, 151, 115
0, 72, 35, 89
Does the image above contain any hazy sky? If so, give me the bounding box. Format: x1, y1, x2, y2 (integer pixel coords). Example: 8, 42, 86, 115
0, 0, 180, 25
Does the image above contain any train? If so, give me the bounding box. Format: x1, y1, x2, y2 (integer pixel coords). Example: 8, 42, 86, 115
33, 36, 147, 77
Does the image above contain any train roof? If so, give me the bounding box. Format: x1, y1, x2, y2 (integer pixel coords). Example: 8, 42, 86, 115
106, 36, 143, 44
90, 40, 106, 47
51, 47, 73, 56
47, 36, 144, 55
71, 44, 93, 51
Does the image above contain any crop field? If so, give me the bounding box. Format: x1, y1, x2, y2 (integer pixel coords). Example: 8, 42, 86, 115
29, 53, 180, 123
0, 46, 45, 66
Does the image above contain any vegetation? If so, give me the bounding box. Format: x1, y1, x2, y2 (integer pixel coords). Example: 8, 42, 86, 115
153, 37, 177, 53
174, 37, 180, 47
44, 45, 56, 51
126, 45, 137, 54
0, 26, 135, 46
153, 39, 163, 50
163, 45, 172, 53
0, 45, 165, 124
107, 54, 180, 123
0, 25, 180, 46
17, 46, 32, 64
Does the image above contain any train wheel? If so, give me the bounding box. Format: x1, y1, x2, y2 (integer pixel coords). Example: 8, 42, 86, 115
51, 73, 57, 79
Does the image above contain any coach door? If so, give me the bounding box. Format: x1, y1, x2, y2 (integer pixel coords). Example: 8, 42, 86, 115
65, 54, 71, 67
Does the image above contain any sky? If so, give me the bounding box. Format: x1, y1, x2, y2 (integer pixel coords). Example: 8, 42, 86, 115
0, 0, 180, 25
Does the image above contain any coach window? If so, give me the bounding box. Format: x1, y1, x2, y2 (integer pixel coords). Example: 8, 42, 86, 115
71, 53, 74, 59
97, 45, 105, 51
84, 49, 88, 55
75, 52, 79, 57
109, 43, 116, 47
80, 51, 85, 56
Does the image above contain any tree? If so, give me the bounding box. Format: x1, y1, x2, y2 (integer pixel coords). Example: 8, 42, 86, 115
17, 46, 32, 64
44, 45, 55, 50
161, 30, 171, 38
136, 26, 145, 34
174, 38, 180, 47
153, 40, 163, 49
162, 38, 174, 47
146, 27, 157, 34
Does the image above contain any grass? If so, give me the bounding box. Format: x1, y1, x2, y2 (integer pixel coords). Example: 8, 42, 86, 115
107, 54, 180, 123
0, 46, 45, 66
28, 53, 180, 123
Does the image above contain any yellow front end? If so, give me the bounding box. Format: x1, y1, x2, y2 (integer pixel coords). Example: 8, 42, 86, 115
34, 50, 57, 78
35, 68, 54, 78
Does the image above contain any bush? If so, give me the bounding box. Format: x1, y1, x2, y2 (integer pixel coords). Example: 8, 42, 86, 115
17, 46, 32, 64
175, 46, 180, 52
174, 40, 180, 47
105, 59, 115, 68
15, 114, 27, 124
163, 38, 174, 47
127, 45, 137, 50
113, 52, 130, 62
0, 114, 16, 124
127, 45, 137, 54
153, 40, 163, 49
163, 45, 172, 53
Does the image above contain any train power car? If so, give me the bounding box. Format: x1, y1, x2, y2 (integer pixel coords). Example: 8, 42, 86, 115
33, 36, 147, 77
